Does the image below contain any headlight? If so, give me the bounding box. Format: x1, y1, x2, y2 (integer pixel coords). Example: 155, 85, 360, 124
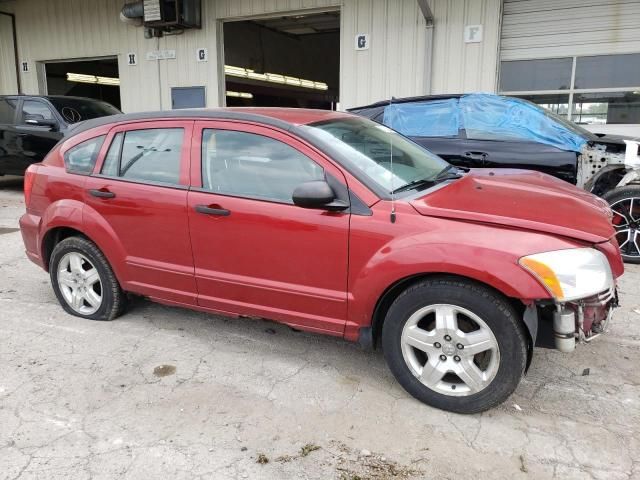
519, 248, 613, 301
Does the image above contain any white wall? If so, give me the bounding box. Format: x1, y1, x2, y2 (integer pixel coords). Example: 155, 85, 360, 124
428, 0, 502, 94
339, 0, 429, 108
0, 0, 503, 111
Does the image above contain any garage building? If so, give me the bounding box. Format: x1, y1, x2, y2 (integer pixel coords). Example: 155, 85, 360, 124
0, 0, 638, 134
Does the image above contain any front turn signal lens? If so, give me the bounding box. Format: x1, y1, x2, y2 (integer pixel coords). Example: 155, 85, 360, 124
519, 257, 564, 299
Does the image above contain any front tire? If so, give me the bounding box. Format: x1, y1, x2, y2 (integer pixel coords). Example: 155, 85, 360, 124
382, 277, 528, 414
50, 236, 126, 321
603, 185, 640, 264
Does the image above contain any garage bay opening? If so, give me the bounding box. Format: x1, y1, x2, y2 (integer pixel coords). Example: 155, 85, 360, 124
222, 10, 339, 109
44, 57, 121, 110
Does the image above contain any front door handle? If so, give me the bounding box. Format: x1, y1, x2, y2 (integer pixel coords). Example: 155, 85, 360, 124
195, 204, 231, 216
89, 189, 116, 199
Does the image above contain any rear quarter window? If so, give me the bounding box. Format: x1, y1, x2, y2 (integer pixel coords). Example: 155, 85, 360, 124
64, 136, 106, 174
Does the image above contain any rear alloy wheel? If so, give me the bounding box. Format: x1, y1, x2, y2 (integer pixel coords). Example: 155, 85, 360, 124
50, 236, 126, 320
603, 186, 640, 264
382, 278, 528, 414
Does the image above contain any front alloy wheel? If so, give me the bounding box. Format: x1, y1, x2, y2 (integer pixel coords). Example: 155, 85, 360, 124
382, 277, 528, 414
401, 304, 500, 396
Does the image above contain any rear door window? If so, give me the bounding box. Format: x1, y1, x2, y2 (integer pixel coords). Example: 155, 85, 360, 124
0, 98, 17, 124
64, 136, 106, 174
101, 128, 183, 185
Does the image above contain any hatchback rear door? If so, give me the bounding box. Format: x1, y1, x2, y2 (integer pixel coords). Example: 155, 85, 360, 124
84, 120, 198, 305
187, 120, 350, 334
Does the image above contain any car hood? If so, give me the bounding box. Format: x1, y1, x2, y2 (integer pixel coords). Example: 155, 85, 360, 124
409, 169, 615, 244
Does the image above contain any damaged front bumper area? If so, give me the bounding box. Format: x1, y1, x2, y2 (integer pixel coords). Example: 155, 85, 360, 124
534, 287, 619, 353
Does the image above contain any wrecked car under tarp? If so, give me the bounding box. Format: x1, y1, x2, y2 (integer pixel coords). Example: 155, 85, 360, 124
351, 93, 640, 263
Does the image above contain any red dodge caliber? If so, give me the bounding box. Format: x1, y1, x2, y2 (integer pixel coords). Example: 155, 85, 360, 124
20, 108, 624, 413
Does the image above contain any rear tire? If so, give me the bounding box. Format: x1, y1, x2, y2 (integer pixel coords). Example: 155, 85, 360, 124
603, 185, 640, 264
382, 277, 527, 414
50, 236, 126, 321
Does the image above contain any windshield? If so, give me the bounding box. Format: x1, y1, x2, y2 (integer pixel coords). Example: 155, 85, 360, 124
302, 117, 449, 194
524, 99, 597, 141
48, 97, 121, 124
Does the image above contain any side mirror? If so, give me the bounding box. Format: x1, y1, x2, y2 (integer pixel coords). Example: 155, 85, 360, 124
24, 114, 59, 131
292, 180, 349, 211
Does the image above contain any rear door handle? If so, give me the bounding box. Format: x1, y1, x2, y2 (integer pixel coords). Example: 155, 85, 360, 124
195, 205, 231, 216
89, 189, 116, 199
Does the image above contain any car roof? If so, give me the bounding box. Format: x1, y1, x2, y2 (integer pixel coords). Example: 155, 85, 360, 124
348, 94, 465, 111
66, 107, 354, 138
0, 94, 111, 103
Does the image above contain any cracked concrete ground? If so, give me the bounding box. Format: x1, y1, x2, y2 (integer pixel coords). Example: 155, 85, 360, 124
0, 175, 639, 480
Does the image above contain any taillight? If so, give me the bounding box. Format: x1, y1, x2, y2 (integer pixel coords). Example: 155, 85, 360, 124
24, 165, 38, 208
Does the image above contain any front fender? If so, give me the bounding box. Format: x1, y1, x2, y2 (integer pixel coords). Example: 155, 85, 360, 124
344, 211, 582, 341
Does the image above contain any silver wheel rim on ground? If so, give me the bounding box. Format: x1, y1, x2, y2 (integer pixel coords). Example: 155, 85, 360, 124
400, 304, 500, 397
610, 197, 640, 259
56, 252, 103, 315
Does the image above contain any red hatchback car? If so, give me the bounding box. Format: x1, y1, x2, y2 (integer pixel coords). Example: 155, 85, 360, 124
20, 108, 623, 413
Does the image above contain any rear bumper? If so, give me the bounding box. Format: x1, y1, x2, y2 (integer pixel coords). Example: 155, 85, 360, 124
19, 212, 45, 269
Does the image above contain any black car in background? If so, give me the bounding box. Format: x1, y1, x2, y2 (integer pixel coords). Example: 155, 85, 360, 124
350, 93, 640, 263
0, 95, 120, 176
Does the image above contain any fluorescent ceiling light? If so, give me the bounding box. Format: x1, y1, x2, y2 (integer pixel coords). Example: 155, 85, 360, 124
66, 73, 120, 86
226, 90, 253, 99
224, 65, 328, 91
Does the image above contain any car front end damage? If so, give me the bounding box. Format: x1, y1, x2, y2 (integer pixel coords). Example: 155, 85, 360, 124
521, 244, 621, 353
579, 138, 640, 193
549, 286, 618, 352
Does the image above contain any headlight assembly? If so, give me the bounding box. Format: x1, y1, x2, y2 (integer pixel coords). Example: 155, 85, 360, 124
519, 248, 613, 302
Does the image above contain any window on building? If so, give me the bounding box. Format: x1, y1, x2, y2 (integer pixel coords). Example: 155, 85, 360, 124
64, 136, 105, 174
201, 129, 324, 203
500, 53, 640, 125
101, 129, 183, 185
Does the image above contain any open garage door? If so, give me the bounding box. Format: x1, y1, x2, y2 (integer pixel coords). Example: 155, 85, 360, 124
223, 11, 339, 109
44, 57, 121, 110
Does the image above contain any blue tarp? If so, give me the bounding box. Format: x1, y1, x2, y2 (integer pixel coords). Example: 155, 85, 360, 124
382, 93, 587, 153
383, 98, 460, 137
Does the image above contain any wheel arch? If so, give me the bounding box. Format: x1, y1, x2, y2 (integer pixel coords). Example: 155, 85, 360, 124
39, 202, 129, 285
365, 272, 535, 369
588, 166, 627, 196
42, 226, 88, 270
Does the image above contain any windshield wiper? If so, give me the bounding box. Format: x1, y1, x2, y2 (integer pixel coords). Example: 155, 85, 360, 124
391, 178, 435, 195
433, 164, 464, 183
390, 166, 464, 195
